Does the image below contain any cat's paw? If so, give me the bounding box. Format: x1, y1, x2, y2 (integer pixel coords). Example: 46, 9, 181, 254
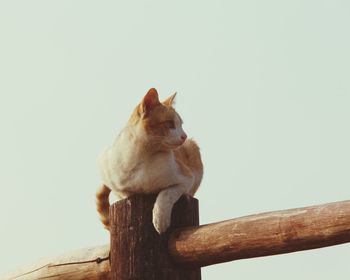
152, 204, 171, 234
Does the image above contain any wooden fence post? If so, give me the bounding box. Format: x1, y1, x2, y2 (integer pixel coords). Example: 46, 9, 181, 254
3, 199, 350, 279
110, 194, 201, 280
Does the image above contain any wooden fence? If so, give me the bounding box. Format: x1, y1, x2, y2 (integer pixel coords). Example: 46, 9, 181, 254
3, 195, 350, 279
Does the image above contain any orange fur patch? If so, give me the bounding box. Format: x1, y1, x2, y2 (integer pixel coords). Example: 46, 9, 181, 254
97, 88, 203, 232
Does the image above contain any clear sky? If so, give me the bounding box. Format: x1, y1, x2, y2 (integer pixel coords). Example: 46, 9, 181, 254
1, 1, 349, 279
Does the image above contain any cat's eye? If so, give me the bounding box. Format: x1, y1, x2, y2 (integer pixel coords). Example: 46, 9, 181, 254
163, 120, 176, 129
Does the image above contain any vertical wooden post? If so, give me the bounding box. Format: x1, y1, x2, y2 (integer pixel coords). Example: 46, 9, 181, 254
110, 194, 201, 280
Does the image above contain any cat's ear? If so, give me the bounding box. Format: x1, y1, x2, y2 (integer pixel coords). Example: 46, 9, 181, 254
141, 88, 161, 117
163, 92, 177, 107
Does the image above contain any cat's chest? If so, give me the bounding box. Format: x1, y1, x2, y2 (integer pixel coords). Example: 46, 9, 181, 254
111, 148, 179, 193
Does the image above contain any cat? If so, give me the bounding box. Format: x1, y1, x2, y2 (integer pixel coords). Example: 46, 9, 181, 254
96, 88, 203, 234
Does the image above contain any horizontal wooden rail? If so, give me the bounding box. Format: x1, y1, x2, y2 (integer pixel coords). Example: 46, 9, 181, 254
2, 245, 110, 280
169, 199, 350, 267
3, 199, 350, 279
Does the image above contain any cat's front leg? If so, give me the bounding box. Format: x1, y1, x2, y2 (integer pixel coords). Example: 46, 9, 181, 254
152, 177, 194, 234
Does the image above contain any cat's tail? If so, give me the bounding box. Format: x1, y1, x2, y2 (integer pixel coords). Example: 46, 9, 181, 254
96, 184, 111, 231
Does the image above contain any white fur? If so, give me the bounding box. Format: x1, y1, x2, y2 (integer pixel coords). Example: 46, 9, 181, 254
98, 120, 193, 233
152, 175, 194, 233
162, 114, 187, 147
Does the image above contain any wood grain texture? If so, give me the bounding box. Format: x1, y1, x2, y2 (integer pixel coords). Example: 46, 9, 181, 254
110, 194, 201, 280
4, 199, 350, 279
169, 200, 350, 267
2, 245, 110, 280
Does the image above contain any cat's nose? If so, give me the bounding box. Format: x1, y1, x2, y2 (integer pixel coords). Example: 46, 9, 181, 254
181, 133, 187, 141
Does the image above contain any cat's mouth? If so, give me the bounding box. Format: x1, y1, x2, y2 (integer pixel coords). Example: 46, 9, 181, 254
162, 141, 184, 149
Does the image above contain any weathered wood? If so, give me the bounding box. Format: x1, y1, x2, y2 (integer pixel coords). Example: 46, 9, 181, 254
169, 200, 350, 267
4, 199, 350, 279
2, 245, 110, 280
110, 195, 201, 280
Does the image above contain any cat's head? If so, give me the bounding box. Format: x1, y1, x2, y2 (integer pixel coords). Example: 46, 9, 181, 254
130, 88, 187, 150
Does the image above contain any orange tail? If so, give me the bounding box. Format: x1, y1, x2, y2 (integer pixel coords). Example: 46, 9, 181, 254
96, 184, 111, 230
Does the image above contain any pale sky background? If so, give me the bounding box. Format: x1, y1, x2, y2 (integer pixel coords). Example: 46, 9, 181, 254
1, 1, 349, 279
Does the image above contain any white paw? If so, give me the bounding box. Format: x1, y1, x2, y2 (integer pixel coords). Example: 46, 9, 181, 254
152, 204, 171, 234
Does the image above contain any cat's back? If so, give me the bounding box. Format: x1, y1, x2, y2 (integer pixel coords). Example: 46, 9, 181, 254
97, 129, 133, 188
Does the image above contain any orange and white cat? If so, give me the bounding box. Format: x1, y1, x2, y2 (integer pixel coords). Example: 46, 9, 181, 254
96, 88, 203, 234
